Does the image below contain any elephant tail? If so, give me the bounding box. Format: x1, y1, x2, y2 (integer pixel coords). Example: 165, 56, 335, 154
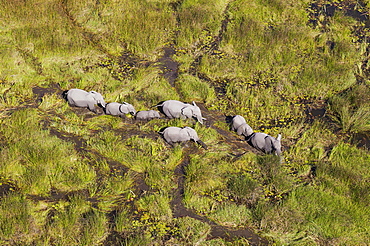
62, 90, 69, 100
152, 100, 166, 108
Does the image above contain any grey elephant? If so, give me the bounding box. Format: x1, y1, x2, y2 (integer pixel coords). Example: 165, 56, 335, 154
63, 88, 106, 113
157, 100, 206, 124
135, 110, 161, 120
231, 115, 254, 137
247, 133, 282, 155
105, 102, 136, 117
160, 126, 207, 149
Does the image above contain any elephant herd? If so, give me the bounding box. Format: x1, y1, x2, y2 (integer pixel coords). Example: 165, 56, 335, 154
63, 88, 282, 155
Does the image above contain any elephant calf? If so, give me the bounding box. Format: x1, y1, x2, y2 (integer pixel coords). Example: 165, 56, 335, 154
105, 102, 136, 118
160, 126, 207, 149
135, 110, 161, 120
231, 115, 254, 137
63, 88, 106, 113
247, 133, 282, 155
231, 115, 282, 155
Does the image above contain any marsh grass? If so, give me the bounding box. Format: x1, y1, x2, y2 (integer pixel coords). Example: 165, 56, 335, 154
208, 203, 252, 227
328, 84, 370, 134
114, 207, 133, 233
227, 173, 262, 204
200, 0, 363, 135
87, 131, 176, 193
183, 152, 234, 213
0, 193, 33, 244
136, 193, 172, 222
0, 109, 96, 195
46, 203, 108, 245
175, 217, 211, 245
1, 0, 370, 245
176, 0, 229, 48
64, 0, 177, 58
321, 142, 370, 203
176, 73, 216, 104
285, 186, 370, 245
254, 141, 370, 244
79, 210, 108, 245
287, 121, 337, 166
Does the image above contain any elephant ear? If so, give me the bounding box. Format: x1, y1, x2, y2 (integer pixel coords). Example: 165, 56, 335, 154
86, 92, 95, 101
236, 126, 244, 135
264, 136, 273, 154
181, 107, 193, 118
185, 127, 198, 141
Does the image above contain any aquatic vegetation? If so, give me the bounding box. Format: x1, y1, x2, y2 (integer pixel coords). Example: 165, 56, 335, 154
0, 0, 369, 245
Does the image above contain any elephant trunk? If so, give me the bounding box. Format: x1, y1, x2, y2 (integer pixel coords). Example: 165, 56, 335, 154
196, 116, 204, 124
196, 140, 208, 149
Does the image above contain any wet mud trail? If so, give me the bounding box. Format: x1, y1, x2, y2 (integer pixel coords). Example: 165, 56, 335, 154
158, 46, 179, 87
171, 153, 269, 245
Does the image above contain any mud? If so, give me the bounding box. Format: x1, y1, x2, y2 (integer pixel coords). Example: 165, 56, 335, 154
352, 133, 370, 149
305, 104, 327, 123
158, 46, 179, 87
32, 83, 62, 104
0, 183, 18, 198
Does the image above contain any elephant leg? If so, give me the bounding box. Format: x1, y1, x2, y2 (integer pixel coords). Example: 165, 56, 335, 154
167, 141, 175, 147
87, 102, 97, 113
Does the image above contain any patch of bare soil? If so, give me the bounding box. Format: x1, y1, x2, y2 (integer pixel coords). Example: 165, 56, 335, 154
158, 46, 179, 87
32, 83, 62, 102
352, 133, 370, 149
0, 183, 18, 198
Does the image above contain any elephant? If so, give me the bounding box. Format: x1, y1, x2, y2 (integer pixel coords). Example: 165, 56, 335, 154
135, 110, 161, 120
247, 133, 282, 155
160, 126, 207, 149
157, 100, 206, 124
231, 115, 254, 137
63, 88, 106, 113
104, 102, 136, 117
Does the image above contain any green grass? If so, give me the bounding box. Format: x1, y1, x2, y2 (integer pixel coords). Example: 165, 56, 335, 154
176, 73, 217, 104
0, 109, 96, 195
176, 0, 229, 48
175, 217, 211, 245
0, 193, 33, 244
0, 0, 369, 245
